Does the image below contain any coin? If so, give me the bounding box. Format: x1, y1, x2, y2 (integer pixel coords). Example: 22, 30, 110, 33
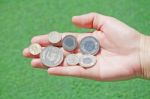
62, 35, 78, 51
65, 54, 79, 66
40, 46, 64, 67
80, 36, 100, 55
48, 31, 62, 44
29, 43, 42, 55
79, 54, 96, 68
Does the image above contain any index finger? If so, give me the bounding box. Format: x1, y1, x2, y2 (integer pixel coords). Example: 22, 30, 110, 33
31, 32, 93, 47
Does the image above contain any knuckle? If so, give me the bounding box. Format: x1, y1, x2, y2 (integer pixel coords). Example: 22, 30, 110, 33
106, 16, 116, 21
31, 36, 38, 43
89, 12, 99, 16
31, 60, 36, 68
103, 16, 116, 24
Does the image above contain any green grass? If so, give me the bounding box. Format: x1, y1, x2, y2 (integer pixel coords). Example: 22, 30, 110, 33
0, 0, 150, 99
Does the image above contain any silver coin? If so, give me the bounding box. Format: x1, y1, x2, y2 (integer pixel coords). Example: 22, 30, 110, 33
62, 35, 78, 51
79, 55, 96, 68
65, 54, 79, 66
40, 46, 64, 67
29, 43, 42, 55
48, 31, 62, 44
80, 36, 100, 55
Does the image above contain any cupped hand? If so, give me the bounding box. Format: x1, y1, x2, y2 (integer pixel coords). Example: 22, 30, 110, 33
23, 12, 142, 81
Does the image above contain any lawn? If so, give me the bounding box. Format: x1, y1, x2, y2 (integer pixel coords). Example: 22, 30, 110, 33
0, 0, 150, 99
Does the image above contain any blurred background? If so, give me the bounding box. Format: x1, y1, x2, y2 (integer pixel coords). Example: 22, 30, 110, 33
0, 0, 150, 99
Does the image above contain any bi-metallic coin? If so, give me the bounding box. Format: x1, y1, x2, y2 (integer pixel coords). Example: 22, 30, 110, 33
79, 54, 97, 68
40, 46, 64, 67
65, 54, 79, 66
29, 43, 42, 55
62, 35, 78, 51
80, 36, 100, 55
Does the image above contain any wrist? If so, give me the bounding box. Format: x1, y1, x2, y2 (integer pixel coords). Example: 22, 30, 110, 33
140, 34, 150, 79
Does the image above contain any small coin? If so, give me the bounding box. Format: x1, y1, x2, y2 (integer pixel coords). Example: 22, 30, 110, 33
48, 31, 62, 44
29, 43, 42, 55
80, 36, 100, 55
40, 46, 64, 67
79, 54, 96, 68
62, 35, 78, 51
65, 54, 79, 66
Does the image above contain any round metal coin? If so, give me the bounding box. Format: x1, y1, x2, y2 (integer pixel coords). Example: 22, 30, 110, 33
40, 46, 64, 67
48, 31, 62, 44
79, 54, 96, 68
65, 54, 79, 66
80, 36, 100, 55
29, 43, 42, 55
62, 35, 78, 51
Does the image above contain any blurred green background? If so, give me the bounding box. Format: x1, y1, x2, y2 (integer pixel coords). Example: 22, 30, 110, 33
0, 0, 150, 99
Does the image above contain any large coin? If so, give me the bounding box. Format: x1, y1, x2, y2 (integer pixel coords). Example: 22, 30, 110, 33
40, 46, 64, 67
80, 36, 100, 55
79, 54, 96, 68
65, 54, 79, 66
62, 35, 78, 51
48, 31, 62, 44
29, 43, 42, 55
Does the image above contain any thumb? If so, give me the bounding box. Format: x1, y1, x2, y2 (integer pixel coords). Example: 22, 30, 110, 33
72, 12, 106, 30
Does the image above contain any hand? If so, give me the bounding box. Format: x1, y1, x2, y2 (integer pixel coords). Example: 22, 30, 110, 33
23, 12, 143, 81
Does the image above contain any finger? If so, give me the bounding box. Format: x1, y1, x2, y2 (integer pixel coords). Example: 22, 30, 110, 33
62, 32, 93, 43
72, 12, 107, 30
28, 31, 103, 56
23, 48, 40, 58
47, 66, 100, 80
63, 31, 105, 45
31, 59, 63, 69
48, 66, 85, 77
23, 47, 45, 58
29, 51, 81, 69
31, 59, 47, 69
63, 52, 82, 66
23, 46, 73, 58
31, 33, 80, 47
31, 34, 50, 47
62, 32, 103, 53
31, 32, 93, 47
30, 52, 81, 69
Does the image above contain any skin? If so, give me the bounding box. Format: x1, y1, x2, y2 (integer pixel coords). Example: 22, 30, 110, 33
23, 12, 144, 81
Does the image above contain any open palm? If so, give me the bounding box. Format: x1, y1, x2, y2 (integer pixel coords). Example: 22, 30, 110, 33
23, 13, 142, 81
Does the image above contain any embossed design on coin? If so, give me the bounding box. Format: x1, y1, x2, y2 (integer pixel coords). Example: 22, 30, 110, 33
29, 43, 42, 55
62, 35, 78, 51
79, 55, 96, 67
80, 36, 100, 55
48, 31, 62, 44
40, 46, 64, 67
65, 54, 79, 66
